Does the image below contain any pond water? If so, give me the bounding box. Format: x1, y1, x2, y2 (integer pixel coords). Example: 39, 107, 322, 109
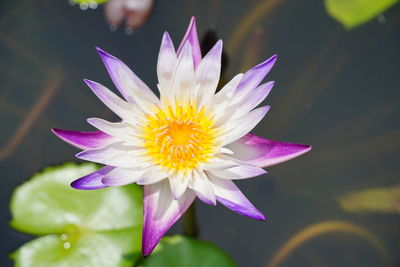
1, 0, 399, 266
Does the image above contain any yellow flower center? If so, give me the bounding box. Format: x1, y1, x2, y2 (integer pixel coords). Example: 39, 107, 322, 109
141, 103, 218, 172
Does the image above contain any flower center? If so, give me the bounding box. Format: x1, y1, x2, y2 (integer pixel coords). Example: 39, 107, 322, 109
141, 104, 217, 171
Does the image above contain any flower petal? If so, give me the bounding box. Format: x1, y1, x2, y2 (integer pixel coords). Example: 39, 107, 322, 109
142, 181, 196, 256
195, 40, 222, 106
211, 73, 243, 115
208, 173, 265, 221
218, 105, 270, 146
71, 166, 114, 190
96, 47, 159, 113
229, 81, 274, 120
101, 167, 147, 186
171, 41, 196, 103
136, 166, 169, 185
168, 171, 190, 200
177, 16, 202, 69
86, 118, 141, 145
234, 55, 277, 98
84, 79, 138, 123
208, 164, 267, 180
51, 128, 114, 150
76, 141, 144, 168
226, 133, 312, 168
157, 32, 177, 97
189, 170, 216, 205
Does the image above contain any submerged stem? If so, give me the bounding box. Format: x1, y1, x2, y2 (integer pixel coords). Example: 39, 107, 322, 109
183, 202, 198, 238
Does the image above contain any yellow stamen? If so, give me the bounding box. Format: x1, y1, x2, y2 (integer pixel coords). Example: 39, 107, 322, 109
141, 103, 218, 172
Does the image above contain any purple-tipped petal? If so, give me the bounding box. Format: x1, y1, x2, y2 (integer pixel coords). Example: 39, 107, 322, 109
142, 181, 196, 256
71, 166, 114, 190
157, 32, 177, 91
235, 55, 277, 97
226, 133, 312, 168
208, 174, 265, 221
195, 40, 223, 105
76, 142, 144, 168
177, 16, 202, 69
189, 170, 216, 205
219, 105, 270, 146
52, 128, 114, 150
102, 167, 146, 186
96, 47, 159, 112
84, 79, 138, 123
209, 164, 267, 180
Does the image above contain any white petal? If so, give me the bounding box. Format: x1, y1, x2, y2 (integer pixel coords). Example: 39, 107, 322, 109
102, 167, 147, 186
208, 173, 265, 220
211, 74, 243, 119
168, 171, 190, 200
87, 118, 141, 145
137, 166, 169, 185
142, 181, 196, 255
76, 141, 145, 168
84, 80, 138, 124
157, 32, 177, 100
208, 164, 267, 180
218, 105, 270, 146
189, 170, 216, 205
195, 40, 222, 107
96, 48, 160, 114
171, 41, 196, 103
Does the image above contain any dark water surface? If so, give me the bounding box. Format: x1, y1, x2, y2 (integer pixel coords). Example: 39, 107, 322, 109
1, 0, 399, 266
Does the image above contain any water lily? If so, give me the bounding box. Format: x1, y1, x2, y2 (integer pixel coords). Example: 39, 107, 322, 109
52, 17, 311, 256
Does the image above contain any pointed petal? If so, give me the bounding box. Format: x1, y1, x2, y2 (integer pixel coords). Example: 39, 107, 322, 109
177, 16, 202, 69
208, 163, 267, 180
96, 47, 159, 113
189, 170, 216, 205
76, 141, 144, 168
52, 128, 114, 150
235, 55, 277, 97
84, 79, 138, 123
218, 105, 270, 146
101, 167, 147, 186
157, 32, 177, 95
171, 41, 196, 103
230, 81, 274, 120
212, 74, 243, 116
142, 181, 196, 255
71, 166, 114, 190
86, 118, 141, 145
208, 173, 265, 221
168, 171, 190, 200
226, 133, 312, 168
136, 166, 169, 185
195, 40, 223, 106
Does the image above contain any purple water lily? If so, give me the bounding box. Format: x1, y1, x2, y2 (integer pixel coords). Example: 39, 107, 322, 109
52, 17, 311, 256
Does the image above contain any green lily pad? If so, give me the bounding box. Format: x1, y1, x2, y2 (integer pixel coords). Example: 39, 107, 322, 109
10, 163, 143, 267
324, 0, 399, 29
11, 229, 140, 267
138, 235, 238, 267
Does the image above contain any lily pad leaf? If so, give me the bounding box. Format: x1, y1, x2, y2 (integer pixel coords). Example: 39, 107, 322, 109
324, 0, 399, 29
11, 228, 140, 267
10, 163, 142, 235
10, 163, 143, 267
138, 235, 238, 267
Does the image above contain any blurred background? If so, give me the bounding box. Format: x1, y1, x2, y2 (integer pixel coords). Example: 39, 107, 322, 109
0, 0, 399, 266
